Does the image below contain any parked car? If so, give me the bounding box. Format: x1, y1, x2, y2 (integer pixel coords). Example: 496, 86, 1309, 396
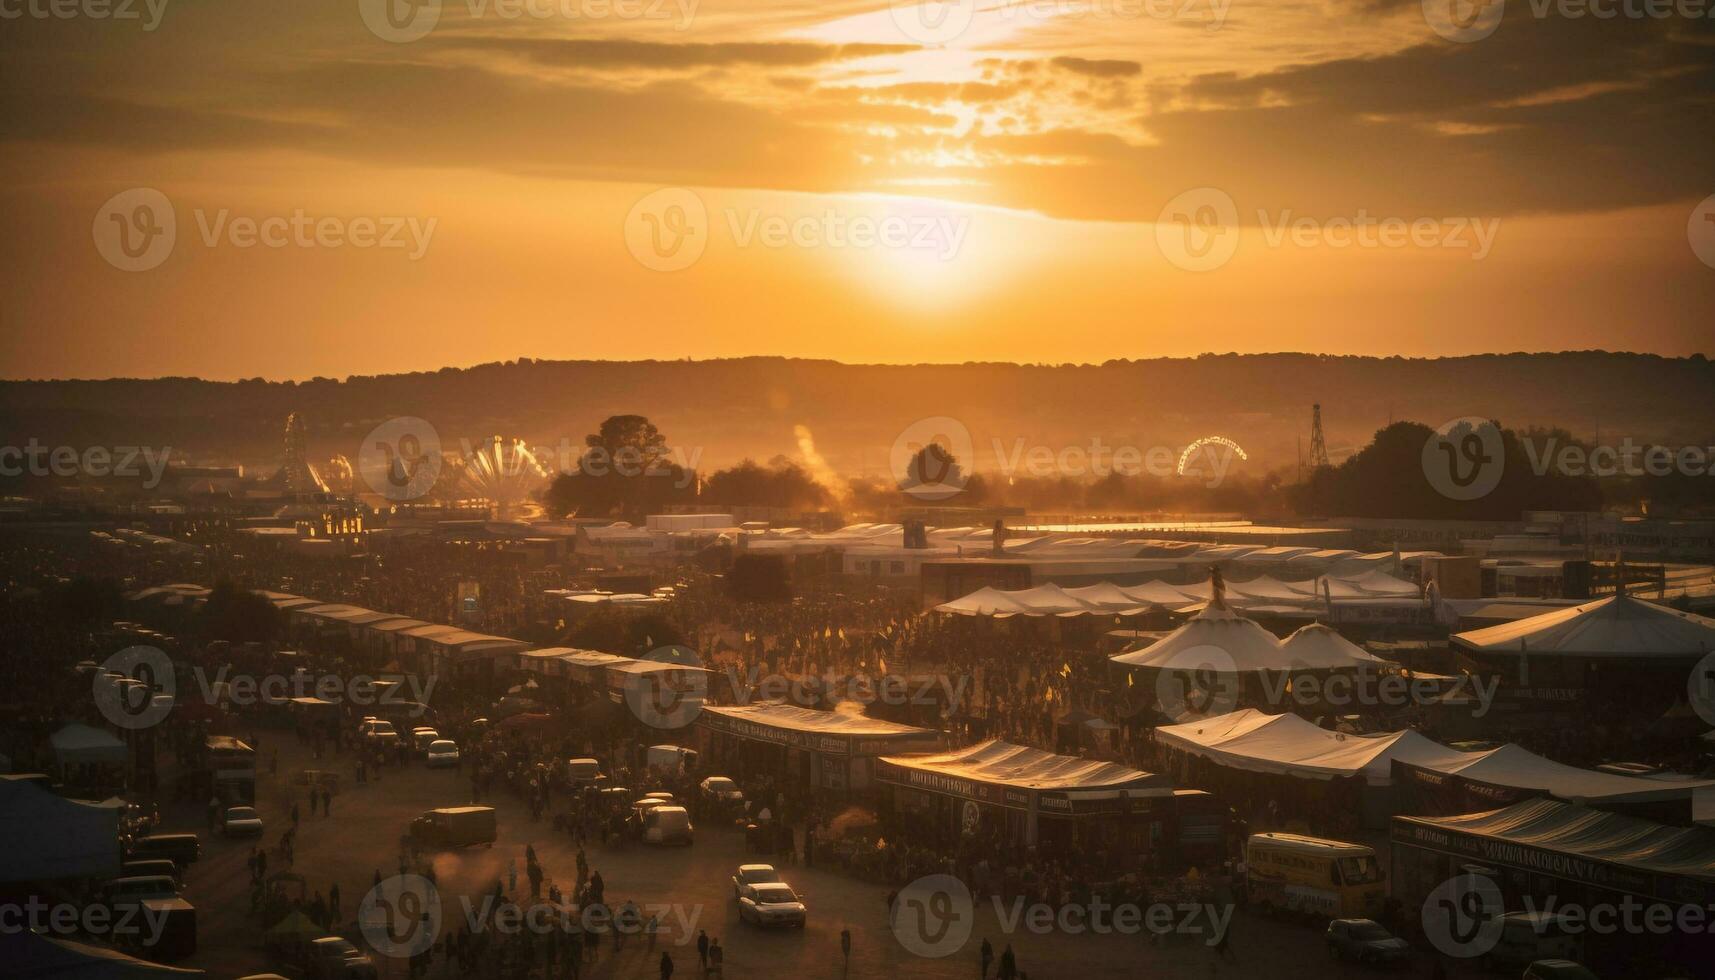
1487, 912, 1581, 969
1523, 960, 1599, 980
127, 833, 201, 865
731, 864, 781, 900
120, 858, 181, 888
641, 805, 693, 845
425, 739, 460, 769
307, 936, 377, 979
409, 806, 497, 848
359, 718, 399, 745
737, 882, 806, 928
101, 874, 179, 907
411, 728, 441, 754
700, 776, 745, 809
628, 797, 668, 833
1325, 918, 1411, 965
222, 806, 265, 837
643, 791, 675, 803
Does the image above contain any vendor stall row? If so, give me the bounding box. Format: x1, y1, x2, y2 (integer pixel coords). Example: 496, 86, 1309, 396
936, 568, 1424, 618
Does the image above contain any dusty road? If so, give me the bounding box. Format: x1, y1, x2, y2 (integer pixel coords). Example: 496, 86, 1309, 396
164, 731, 1456, 980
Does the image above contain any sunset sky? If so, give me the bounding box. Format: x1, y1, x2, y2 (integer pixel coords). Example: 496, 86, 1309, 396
3, 0, 1712, 380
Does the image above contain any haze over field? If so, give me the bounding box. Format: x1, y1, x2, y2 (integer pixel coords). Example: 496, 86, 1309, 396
4, 353, 1710, 474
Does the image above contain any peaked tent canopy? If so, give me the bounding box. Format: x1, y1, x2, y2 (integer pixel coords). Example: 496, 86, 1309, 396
1158, 709, 1715, 800
879, 739, 1162, 792
1393, 797, 1715, 898
1155, 709, 1468, 785
1111, 599, 1292, 671
50, 723, 128, 766
1452, 594, 1715, 658
1280, 624, 1390, 669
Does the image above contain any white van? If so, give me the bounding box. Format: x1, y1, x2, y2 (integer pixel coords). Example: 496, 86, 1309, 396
642, 805, 694, 845
645, 745, 699, 774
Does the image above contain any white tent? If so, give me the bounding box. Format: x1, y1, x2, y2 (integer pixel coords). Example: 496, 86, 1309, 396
1426, 742, 1715, 803
1157, 709, 1715, 800
1155, 709, 1465, 785
1110, 597, 1296, 671
1280, 624, 1390, 669
1112, 604, 1382, 673
50, 724, 128, 766
1454, 594, 1715, 658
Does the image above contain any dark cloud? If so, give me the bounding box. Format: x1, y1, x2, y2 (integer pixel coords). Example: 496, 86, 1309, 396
1050, 56, 1142, 78
434, 37, 915, 68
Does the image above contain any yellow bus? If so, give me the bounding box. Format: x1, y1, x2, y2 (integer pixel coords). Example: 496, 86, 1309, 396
1245, 832, 1386, 919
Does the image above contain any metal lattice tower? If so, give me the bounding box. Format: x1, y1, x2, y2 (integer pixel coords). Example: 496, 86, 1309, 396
1308, 404, 1330, 469
281, 412, 330, 496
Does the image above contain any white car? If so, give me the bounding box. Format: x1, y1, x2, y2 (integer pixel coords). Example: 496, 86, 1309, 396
101, 874, 179, 907
700, 776, 745, 808
359, 719, 399, 745
731, 864, 780, 900
308, 936, 377, 979
425, 739, 460, 768
221, 806, 264, 837
737, 882, 806, 928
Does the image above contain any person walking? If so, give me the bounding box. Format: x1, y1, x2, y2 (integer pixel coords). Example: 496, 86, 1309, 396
840, 928, 852, 978
998, 944, 1016, 980
659, 951, 674, 980
696, 930, 709, 975
980, 937, 994, 979
707, 939, 723, 978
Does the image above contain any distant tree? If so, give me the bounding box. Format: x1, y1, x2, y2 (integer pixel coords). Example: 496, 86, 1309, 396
899, 443, 978, 503
542, 414, 693, 520
703, 457, 831, 510
199, 579, 281, 644
1288, 420, 1602, 520
562, 608, 685, 657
